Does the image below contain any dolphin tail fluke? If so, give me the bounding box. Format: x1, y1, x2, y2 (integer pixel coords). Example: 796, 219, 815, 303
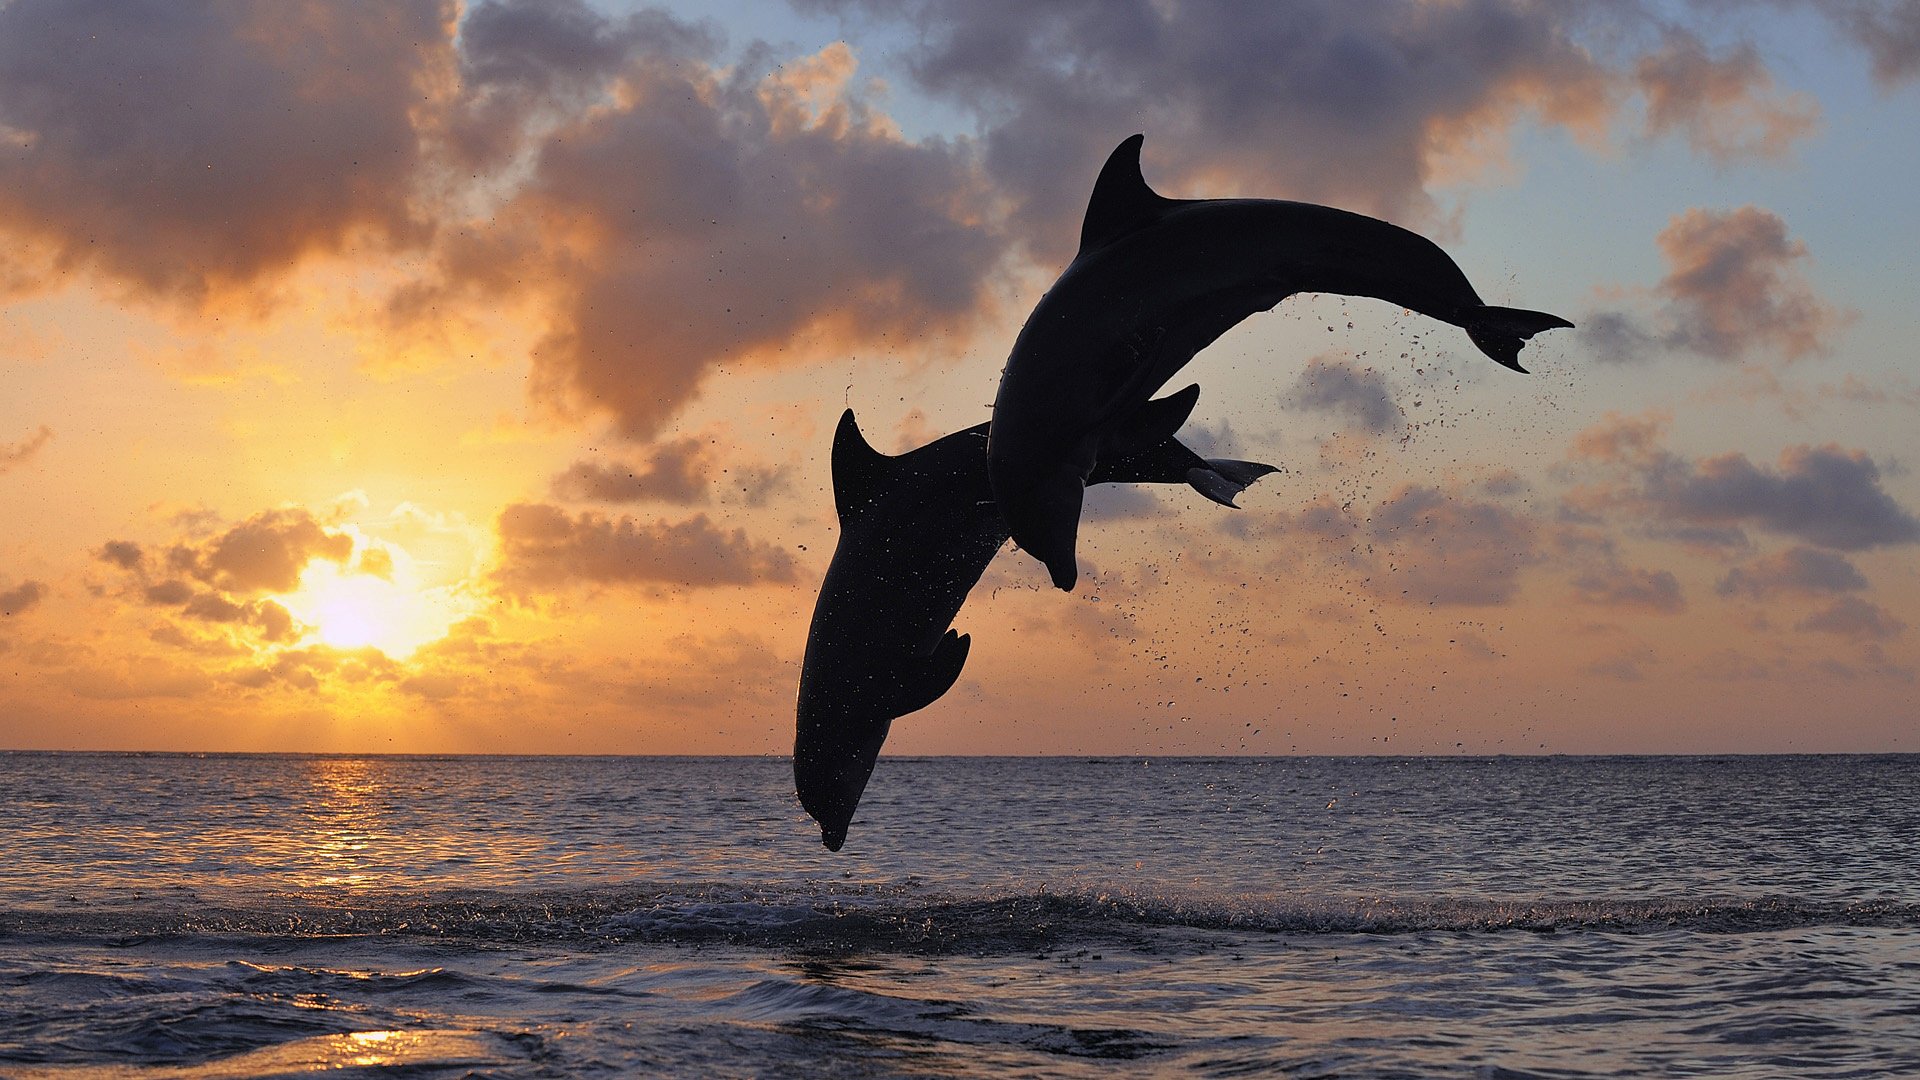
884, 629, 971, 719
1186, 458, 1279, 508
1461, 306, 1575, 374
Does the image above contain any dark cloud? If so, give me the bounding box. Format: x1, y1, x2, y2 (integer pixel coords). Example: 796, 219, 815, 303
1640, 444, 1920, 552
552, 438, 711, 504
1, 580, 45, 616
1571, 565, 1685, 613
0, 0, 450, 304
806, 0, 1623, 251
96, 541, 145, 572
182, 593, 246, 624
1717, 546, 1867, 598
1567, 413, 1920, 553
0, 425, 52, 473
1287, 357, 1401, 435
414, 3, 1005, 439
1796, 596, 1907, 641
1635, 30, 1817, 163
1818, 0, 1920, 86
1590, 205, 1848, 364
444, 0, 720, 169
1367, 485, 1538, 606
131, 571, 301, 644
143, 581, 194, 606
493, 502, 797, 593
170, 509, 355, 594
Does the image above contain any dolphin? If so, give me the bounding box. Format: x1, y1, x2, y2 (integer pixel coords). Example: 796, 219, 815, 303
796, 386, 1274, 850
987, 134, 1575, 591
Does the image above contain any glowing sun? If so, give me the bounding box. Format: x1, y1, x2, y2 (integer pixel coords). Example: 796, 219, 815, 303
279, 553, 475, 658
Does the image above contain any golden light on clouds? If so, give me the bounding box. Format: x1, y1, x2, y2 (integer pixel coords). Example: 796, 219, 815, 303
276, 538, 483, 661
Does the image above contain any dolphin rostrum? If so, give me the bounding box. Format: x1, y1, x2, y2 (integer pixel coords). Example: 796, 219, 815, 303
796, 386, 1274, 850
987, 134, 1574, 591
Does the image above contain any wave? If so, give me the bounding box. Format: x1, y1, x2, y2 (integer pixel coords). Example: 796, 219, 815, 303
4, 883, 1915, 952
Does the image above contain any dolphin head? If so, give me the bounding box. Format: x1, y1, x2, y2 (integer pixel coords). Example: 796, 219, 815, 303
989, 456, 1088, 591
793, 707, 889, 851
795, 626, 971, 850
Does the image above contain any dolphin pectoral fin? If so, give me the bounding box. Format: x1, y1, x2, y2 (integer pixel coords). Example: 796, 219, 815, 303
884, 630, 971, 718
1186, 458, 1279, 508
1462, 306, 1575, 373
1106, 383, 1201, 456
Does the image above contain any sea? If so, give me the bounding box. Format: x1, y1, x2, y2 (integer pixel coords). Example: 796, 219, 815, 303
1, 753, 1916, 1078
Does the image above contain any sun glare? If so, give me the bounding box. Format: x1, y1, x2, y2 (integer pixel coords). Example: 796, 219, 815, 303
279, 551, 476, 659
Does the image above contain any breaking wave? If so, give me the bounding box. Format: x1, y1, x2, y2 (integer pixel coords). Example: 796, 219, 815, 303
6, 883, 1915, 952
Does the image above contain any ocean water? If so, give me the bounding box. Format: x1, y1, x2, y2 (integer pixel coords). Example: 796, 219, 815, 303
1, 753, 1916, 1078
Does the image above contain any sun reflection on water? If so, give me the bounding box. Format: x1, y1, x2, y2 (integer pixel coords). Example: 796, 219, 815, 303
299, 757, 388, 888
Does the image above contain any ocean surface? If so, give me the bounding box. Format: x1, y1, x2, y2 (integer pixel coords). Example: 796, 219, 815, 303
1, 753, 1916, 1078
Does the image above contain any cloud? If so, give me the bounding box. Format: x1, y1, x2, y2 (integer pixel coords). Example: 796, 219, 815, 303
232, 645, 403, 693
0, 425, 52, 473
493, 502, 798, 593
1590, 206, 1849, 364
1287, 357, 1401, 434
355, 547, 395, 580
56, 655, 214, 701
411, 3, 1006, 439
1571, 565, 1685, 613
1567, 410, 1671, 466
1635, 30, 1818, 163
808, 0, 1629, 247
552, 437, 711, 504
1081, 485, 1165, 521
1, 580, 46, 616
1567, 414, 1920, 553
1796, 596, 1907, 641
96, 541, 145, 572
1816, 0, 1920, 86
1586, 644, 1658, 682
1366, 484, 1538, 606
94, 508, 369, 659
169, 509, 355, 594
1639, 444, 1920, 552
1716, 546, 1868, 598
142, 581, 195, 606
0, 0, 451, 305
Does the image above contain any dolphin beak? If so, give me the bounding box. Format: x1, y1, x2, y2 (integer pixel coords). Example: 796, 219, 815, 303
820, 824, 847, 851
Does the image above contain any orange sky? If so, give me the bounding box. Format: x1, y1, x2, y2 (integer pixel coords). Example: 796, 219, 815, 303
1, 1, 1915, 754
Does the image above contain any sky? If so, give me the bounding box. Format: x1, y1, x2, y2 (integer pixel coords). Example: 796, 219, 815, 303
1, 0, 1916, 755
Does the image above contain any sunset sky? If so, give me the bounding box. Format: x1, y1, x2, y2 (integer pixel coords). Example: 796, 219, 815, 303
1, 0, 1915, 755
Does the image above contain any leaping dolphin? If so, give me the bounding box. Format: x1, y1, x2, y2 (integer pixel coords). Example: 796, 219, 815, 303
796, 386, 1274, 850
987, 134, 1574, 591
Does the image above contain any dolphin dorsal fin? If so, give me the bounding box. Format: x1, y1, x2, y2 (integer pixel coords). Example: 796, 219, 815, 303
830, 409, 890, 522
1079, 134, 1177, 255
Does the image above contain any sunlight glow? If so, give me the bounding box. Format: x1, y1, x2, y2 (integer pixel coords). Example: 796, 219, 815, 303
278, 546, 479, 659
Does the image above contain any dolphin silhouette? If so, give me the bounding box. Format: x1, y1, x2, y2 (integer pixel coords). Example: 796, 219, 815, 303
987, 134, 1575, 591
796, 386, 1274, 850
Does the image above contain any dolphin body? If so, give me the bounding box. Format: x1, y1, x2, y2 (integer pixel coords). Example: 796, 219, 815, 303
796, 389, 1273, 850
988, 135, 1575, 591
